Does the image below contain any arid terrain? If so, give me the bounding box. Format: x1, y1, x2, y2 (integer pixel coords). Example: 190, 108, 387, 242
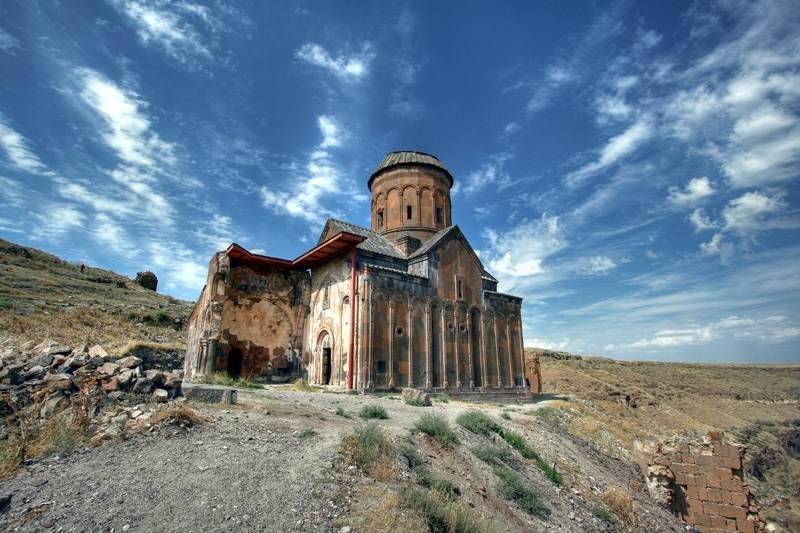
0, 239, 798, 532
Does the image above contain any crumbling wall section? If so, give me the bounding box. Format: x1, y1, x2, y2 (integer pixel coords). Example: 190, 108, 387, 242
184, 253, 310, 383
637, 432, 764, 533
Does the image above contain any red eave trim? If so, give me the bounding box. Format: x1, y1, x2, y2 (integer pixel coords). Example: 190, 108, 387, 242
224, 231, 366, 269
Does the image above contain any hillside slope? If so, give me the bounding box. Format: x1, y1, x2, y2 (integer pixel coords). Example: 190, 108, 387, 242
0, 238, 194, 352
538, 351, 800, 531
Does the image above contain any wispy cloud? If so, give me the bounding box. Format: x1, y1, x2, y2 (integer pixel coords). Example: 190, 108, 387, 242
0, 113, 53, 175
461, 153, 513, 195
564, 116, 653, 188
296, 42, 375, 81
387, 9, 424, 119
260, 115, 363, 227
109, 0, 231, 67
0, 27, 20, 54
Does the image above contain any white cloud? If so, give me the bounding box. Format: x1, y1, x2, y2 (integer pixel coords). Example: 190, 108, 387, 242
93, 212, 136, 255
461, 153, 513, 195
195, 213, 236, 252
689, 208, 716, 233
668, 177, 715, 207
260, 116, 358, 226
33, 204, 87, 238
0, 28, 20, 53
296, 43, 374, 81
565, 116, 653, 188
147, 240, 207, 291
482, 214, 566, 289
110, 0, 220, 65
576, 255, 617, 276
700, 233, 732, 260
0, 113, 52, 175
721, 190, 797, 235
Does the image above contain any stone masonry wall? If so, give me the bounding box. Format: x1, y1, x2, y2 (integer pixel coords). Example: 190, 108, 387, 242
638, 432, 764, 533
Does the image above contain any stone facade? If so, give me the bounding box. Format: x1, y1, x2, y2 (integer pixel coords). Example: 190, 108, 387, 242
185, 151, 531, 398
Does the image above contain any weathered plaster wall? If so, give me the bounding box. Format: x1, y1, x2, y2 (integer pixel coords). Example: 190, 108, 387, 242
184, 255, 310, 383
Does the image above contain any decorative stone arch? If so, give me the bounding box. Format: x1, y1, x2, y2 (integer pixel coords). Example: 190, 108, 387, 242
315, 329, 335, 385
370, 291, 390, 388
373, 192, 386, 230
402, 185, 417, 225
420, 186, 434, 227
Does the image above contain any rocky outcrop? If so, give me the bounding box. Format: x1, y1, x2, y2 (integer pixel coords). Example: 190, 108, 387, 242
135, 271, 158, 291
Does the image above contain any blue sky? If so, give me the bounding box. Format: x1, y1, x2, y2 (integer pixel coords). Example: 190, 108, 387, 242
1, 1, 798, 363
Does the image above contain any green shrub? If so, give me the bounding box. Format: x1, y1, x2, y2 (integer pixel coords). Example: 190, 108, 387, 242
360, 404, 389, 419
494, 466, 551, 519
500, 430, 563, 485
399, 440, 425, 469
472, 445, 514, 465
501, 411, 512, 420
399, 486, 490, 533
433, 393, 450, 403
0, 299, 13, 310
335, 406, 351, 418
299, 428, 317, 439
593, 505, 616, 523
415, 413, 460, 448
197, 372, 264, 389
456, 410, 500, 436
415, 465, 460, 498
404, 397, 430, 407
339, 422, 392, 469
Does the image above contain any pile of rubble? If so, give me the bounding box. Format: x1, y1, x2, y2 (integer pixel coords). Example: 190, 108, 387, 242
0, 340, 183, 429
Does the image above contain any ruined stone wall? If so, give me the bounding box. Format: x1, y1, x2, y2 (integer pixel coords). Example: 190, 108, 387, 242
638, 433, 764, 533
184, 254, 310, 383
524, 350, 542, 393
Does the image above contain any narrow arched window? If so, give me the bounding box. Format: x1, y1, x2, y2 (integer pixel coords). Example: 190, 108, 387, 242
377, 209, 384, 227
406, 205, 412, 220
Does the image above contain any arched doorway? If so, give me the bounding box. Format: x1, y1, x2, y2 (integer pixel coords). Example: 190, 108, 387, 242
227, 347, 243, 379
317, 332, 332, 385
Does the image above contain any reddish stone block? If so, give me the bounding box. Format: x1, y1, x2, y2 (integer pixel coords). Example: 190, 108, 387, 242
729, 491, 747, 507
736, 518, 756, 533
707, 488, 722, 502
697, 487, 709, 500
704, 502, 720, 516
725, 518, 738, 531
686, 485, 699, 499
718, 504, 746, 520
710, 515, 728, 529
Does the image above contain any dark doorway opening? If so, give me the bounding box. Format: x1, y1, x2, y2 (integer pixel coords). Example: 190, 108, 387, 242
322, 348, 332, 385
227, 348, 243, 379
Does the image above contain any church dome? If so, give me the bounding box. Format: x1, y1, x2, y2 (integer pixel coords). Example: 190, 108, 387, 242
368, 151, 453, 189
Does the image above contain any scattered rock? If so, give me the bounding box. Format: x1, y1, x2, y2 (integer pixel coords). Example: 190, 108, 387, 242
145, 369, 165, 386
0, 366, 23, 385
97, 362, 120, 377
101, 378, 120, 392
401, 387, 431, 406
88, 344, 109, 358
153, 389, 169, 402
40, 393, 68, 418
22, 365, 46, 381
118, 369, 135, 386
45, 373, 73, 391
117, 355, 143, 369
108, 391, 127, 402
132, 378, 154, 394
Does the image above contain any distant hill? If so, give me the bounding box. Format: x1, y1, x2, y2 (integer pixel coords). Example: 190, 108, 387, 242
0, 238, 195, 352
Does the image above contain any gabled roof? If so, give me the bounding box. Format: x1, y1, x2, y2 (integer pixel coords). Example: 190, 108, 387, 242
407, 225, 497, 282
319, 219, 405, 259
226, 231, 366, 269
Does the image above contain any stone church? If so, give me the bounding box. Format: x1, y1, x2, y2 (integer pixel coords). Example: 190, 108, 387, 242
185, 151, 536, 398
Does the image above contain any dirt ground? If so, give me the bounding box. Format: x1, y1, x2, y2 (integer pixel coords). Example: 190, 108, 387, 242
0, 386, 684, 532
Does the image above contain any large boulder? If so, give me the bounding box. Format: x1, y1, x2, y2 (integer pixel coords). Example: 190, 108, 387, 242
134, 271, 158, 291
88, 344, 108, 358
45, 373, 73, 392
117, 356, 142, 369
97, 362, 120, 377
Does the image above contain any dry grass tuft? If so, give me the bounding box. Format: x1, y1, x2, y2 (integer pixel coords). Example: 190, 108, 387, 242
601, 486, 636, 527
118, 340, 185, 356
150, 404, 209, 427
292, 378, 322, 392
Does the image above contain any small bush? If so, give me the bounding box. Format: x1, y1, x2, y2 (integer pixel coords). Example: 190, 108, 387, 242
494, 466, 551, 519
472, 445, 514, 465
415, 465, 460, 498
501, 411, 512, 420
335, 406, 351, 418
150, 404, 208, 427
456, 410, 500, 436
500, 430, 563, 485
197, 372, 264, 390
433, 394, 450, 403
602, 487, 636, 526
292, 378, 321, 392
299, 428, 317, 439
593, 505, 616, 523
360, 404, 389, 420
399, 486, 490, 533
0, 299, 13, 310
399, 441, 426, 469
405, 397, 430, 407
339, 422, 392, 470
415, 413, 459, 448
